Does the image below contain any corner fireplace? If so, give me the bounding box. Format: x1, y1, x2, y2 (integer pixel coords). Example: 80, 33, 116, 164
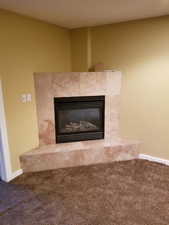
54, 96, 105, 143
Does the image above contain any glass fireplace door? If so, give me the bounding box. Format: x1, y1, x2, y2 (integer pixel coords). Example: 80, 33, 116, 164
54, 96, 105, 143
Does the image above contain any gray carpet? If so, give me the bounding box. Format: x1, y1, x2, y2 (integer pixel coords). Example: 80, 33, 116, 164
0, 180, 35, 214
0, 159, 169, 225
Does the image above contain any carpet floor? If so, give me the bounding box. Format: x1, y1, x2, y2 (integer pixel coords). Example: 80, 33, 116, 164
1, 159, 169, 225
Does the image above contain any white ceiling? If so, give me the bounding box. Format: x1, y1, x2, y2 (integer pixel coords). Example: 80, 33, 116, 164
0, 0, 169, 29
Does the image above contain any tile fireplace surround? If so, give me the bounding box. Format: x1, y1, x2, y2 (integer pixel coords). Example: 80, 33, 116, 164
20, 72, 140, 172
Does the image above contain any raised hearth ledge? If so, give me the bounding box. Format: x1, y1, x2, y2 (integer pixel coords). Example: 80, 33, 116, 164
20, 139, 140, 172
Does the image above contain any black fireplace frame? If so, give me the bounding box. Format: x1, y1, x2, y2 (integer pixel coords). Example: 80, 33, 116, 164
54, 96, 105, 143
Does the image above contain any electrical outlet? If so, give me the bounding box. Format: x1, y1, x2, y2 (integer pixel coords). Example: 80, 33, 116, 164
27, 94, 32, 102
21, 94, 27, 103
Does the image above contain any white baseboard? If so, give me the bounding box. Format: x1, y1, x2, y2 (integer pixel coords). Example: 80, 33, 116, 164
10, 169, 23, 181
139, 154, 169, 166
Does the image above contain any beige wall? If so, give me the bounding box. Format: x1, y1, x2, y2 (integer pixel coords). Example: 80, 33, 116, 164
71, 28, 92, 72
91, 16, 169, 159
0, 9, 71, 172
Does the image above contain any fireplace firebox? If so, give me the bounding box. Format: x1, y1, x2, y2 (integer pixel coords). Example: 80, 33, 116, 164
54, 96, 105, 143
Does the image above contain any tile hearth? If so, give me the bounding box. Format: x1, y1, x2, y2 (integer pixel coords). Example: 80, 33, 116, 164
20, 71, 140, 172
20, 139, 139, 172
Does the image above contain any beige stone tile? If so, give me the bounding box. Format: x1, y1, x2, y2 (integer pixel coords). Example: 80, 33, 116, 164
107, 71, 122, 96
79, 72, 107, 96
34, 72, 122, 145
20, 139, 140, 172
52, 72, 80, 97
